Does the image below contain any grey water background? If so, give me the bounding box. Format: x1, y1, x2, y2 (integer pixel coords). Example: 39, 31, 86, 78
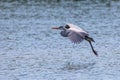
0, 0, 120, 80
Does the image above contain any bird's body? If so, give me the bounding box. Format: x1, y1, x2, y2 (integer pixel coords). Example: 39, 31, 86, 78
52, 23, 98, 56
66, 24, 88, 34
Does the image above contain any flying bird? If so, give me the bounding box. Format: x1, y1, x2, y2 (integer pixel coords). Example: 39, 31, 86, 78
52, 23, 98, 56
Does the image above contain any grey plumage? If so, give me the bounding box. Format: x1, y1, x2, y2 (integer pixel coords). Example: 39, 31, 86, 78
60, 31, 69, 37
52, 23, 98, 56
60, 24, 88, 43
68, 31, 84, 43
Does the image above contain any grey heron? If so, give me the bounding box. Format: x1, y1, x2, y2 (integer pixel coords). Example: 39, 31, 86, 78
52, 23, 98, 56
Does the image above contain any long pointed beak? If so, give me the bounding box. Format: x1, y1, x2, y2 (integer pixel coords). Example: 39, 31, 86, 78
52, 27, 60, 30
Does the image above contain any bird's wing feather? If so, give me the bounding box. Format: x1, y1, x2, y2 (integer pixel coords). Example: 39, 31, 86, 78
68, 31, 84, 43
60, 31, 69, 37
67, 23, 88, 33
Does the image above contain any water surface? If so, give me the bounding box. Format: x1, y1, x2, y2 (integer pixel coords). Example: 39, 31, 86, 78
0, 1, 120, 80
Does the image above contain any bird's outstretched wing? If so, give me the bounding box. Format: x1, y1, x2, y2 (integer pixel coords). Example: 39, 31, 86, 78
68, 31, 84, 43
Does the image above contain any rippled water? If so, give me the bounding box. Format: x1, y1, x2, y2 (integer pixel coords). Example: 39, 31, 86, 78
0, 1, 120, 80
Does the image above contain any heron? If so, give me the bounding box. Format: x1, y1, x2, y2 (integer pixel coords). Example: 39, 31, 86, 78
52, 23, 98, 56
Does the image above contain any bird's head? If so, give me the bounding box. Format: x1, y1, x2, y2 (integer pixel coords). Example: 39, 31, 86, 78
52, 25, 70, 30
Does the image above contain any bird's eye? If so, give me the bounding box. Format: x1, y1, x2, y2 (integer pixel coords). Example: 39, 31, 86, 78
65, 25, 70, 29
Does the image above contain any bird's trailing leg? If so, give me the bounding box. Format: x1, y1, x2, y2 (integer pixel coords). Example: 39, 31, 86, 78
85, 36, 98, 56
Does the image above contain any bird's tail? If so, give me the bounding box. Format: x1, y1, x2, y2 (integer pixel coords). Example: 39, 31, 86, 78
85, 36, 98, 56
